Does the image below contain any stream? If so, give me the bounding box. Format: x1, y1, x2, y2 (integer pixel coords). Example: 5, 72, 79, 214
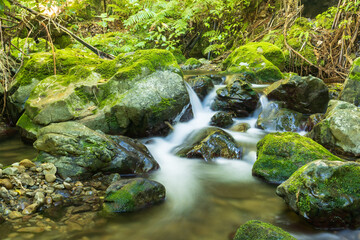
2, 74, 360, 240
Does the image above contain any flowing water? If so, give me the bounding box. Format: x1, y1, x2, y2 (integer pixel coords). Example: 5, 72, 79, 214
2, 77, 360, 240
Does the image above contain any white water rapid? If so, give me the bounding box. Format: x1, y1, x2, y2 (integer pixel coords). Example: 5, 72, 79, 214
102, 78, 360, 240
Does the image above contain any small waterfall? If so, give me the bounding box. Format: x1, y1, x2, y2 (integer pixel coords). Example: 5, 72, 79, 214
184, 82, 203, 118
259, 94, 269, 110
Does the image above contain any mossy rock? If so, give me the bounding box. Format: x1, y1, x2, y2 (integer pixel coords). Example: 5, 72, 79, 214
307, 100, 360, 156
211, 78, 259, 117
339, 57, 360, 106
7, 49, 103, 123
170, 48, 186, 64
182, 58, 202, 70
253, 132, 342, 184
276, 160, 360, 229
264, 74, 329, 114
103, 178, 165, 213
54, 35, 72, 49
233, 220, 296, 240
72, 32, 148, 56
17, 49, 189, 139
10, 37, 51, 59
173, 127, 242, 162
34, 122, 159, 179
16, 113, 42, 143
223, 42, 284, 83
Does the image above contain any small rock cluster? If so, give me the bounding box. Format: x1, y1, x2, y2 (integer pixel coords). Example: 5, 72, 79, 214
0, 159, 109, 238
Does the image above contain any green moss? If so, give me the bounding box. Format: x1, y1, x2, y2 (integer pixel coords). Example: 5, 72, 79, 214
281, 161, 360, 215
14, 49, 103, 87
223, 42, 284, 82
170, 49, 186, 64
184, 58, 201, 66
54, 35, 72, 49
16, 113, 42, 141
72, 31, 148, 56
233, 220, 296, 240
151, 97, 176, 114
253, 132, 342, 183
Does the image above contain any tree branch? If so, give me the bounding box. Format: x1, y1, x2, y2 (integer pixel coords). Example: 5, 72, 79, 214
8, 0, 115, 60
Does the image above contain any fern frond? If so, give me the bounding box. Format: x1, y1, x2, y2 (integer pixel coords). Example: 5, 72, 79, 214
124, 9, 156, 27
203, 44, 225, 55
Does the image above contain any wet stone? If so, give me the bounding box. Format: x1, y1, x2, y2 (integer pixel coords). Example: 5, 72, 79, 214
42, 163, 57, 175
230, 123, 251, 132
0, 179, 13, 189
45, 174, 56, 183
22, 203, 39, 215
3, 167, 19, 176
19, 159, 36, 169
19, 173, 35, 186
17, 227, 45, 233
8, 211, 23, 219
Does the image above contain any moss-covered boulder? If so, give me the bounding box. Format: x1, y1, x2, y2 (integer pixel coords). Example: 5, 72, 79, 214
307, 100, 360, 156
10, 37, 51, 59
103, 178, 165, 213
186, 76, 214, 101
15, 49, 189, 139
233, 220, 296, 240
72, 32, 147, 56
276, 160, 360, 229
211, 78, 259, 117
209, 112, 233, 128
256, 101, 304, 132
170, 49, 186, 64
173, 127, 242, 162
222, 42, 285, 83
253, 132, 342, 184
7, 49, 103, 123
264, 75, 329, 114
182, 58, 202, 70
34, 122, 159, 179
339, 57, 360, 106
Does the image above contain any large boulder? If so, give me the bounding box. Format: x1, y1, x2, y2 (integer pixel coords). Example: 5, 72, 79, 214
307, 100, 360, 156
211, 78, 259, 117
173, 127, 242, 162
103, 178, 166, 213
34, 122, 159, 179
7, 49, 103, 123
264, 75, 329, 114
256, 101, 304, 132
233, 220, 296, 240
15, 49, 189, 140
253, 132, 342, 184
222, 42, 285, 83
276, 160, 360, 229
339, 57, 360, 106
